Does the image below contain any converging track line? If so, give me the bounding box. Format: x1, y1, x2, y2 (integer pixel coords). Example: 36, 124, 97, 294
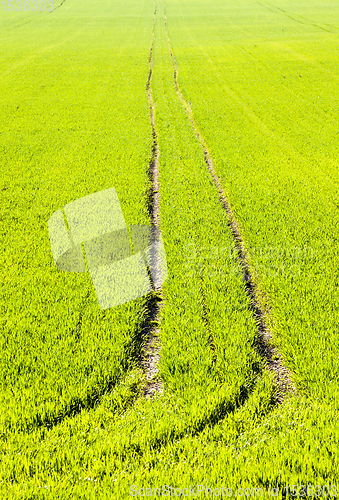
162, 2, 297, 404
140, 1, 164, 398
254, 0, 338, 33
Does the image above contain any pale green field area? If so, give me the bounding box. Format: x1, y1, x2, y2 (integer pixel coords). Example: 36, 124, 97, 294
0, 0, 338, 497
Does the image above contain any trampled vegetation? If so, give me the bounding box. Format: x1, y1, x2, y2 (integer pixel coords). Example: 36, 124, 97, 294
1, 0, 338, 497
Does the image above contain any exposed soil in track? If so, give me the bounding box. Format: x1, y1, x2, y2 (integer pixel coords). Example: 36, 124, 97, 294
162, 2, 297, 404
141, 2, 164, 398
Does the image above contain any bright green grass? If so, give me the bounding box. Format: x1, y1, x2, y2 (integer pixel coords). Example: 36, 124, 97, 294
165, 0, 339, 405
0, 0, 155, 433
1, 0, 339, 497
1, 1, 276, 495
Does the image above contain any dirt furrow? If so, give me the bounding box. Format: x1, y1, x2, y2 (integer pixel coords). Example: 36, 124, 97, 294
140, 2, 164, 398
162, 3, 297, 404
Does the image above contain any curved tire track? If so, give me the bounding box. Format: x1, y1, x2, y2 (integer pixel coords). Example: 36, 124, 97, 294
162, 1, 297, 404
141, 1, 164, 398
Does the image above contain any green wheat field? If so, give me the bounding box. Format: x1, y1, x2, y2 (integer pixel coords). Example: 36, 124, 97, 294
1, 0, 339, 497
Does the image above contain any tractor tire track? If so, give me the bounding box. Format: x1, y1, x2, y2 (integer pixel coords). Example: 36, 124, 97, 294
254, 0, 338, 33
51, 0, 67, 12
140, 1, 164, 398
162, 2, 297, 404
